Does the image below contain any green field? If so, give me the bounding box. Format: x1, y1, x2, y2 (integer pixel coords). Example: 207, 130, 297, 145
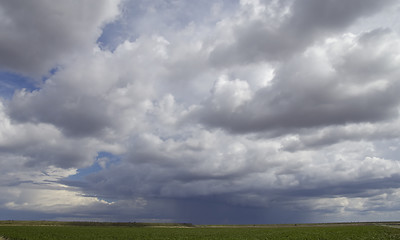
1, 222, 400, 239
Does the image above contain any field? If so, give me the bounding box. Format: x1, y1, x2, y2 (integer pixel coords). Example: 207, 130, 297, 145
1, 221, 400, 239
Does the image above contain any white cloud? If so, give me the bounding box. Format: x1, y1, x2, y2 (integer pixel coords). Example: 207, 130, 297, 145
210, 75, 252, 111
4, 187, 109, 213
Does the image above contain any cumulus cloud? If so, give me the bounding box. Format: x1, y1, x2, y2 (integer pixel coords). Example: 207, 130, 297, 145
0, 0, 120, 77
1, 0, 400, 224
209, 0, 397, 66
195, 29, 400, 134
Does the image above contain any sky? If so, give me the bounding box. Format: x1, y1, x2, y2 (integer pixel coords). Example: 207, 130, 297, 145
1, 0, 400, 225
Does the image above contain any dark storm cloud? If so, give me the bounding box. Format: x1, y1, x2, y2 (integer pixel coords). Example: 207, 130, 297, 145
67, 143, 400, 223
164, 198, 311, 224
66, 163, 312, 224
64, 126, 400, 220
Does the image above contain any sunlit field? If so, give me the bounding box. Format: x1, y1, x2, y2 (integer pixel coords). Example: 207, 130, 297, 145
1, 221, 400, 240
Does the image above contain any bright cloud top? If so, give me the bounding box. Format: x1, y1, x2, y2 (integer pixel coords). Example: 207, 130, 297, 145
1, 0, 400, 224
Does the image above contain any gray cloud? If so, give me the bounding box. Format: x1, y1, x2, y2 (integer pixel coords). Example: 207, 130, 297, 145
196, 29, 400, 134
6, 34, 167, 138
9, 91, 111, 138
286, 0, 396, 34
209, 0, 396, 66
1, 0, 400, 224
0, 0, 120, 77
61, 128, 400, 222
281, 120, 400, 151
65, 138, 400, 223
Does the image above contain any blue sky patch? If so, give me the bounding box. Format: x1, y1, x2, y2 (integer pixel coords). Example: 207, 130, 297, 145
67, 152, 121, 181
0, 71, 39, 99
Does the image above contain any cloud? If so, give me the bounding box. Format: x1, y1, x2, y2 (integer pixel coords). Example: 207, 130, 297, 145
286, 0, 396, 33
0, 0, 120, 77
7, 35, 170, 138
0, 101, 122, 169
209, 0, 397, 66
1, 0, 400, 224
281, 120, 400, 151
195, 29, 400, 134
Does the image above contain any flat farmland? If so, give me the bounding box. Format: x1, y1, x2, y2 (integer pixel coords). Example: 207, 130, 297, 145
1, 221, 400, 239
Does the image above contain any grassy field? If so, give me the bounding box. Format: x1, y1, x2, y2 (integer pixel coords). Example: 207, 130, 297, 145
1, 221, 400, 239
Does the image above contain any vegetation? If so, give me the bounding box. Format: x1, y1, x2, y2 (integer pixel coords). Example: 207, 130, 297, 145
0, 220, 193, 228
0, 221, 400, 240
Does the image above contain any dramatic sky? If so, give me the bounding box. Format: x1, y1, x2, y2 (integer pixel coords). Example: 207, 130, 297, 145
1, 0, 400, 224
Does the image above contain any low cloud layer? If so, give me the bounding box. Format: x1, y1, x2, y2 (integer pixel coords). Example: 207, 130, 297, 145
1, 0, 400, 224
